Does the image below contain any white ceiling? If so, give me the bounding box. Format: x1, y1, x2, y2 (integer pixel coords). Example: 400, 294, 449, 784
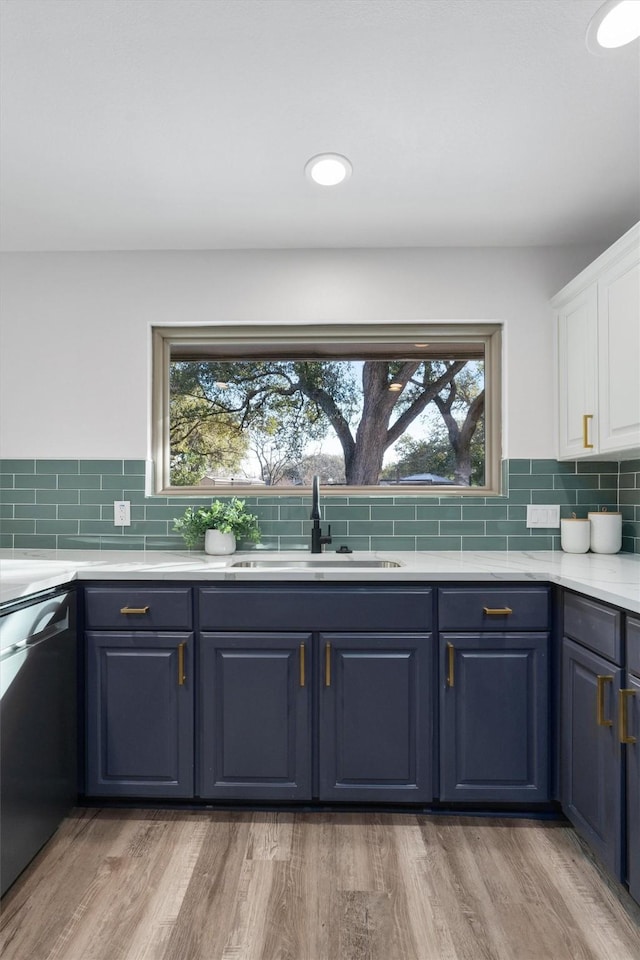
0, 0, 638, 252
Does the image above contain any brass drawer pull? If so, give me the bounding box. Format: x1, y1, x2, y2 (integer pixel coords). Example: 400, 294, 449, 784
447, 642, 455, 687
325, 643, 331, 687
299, 643, 306, 688
619, 689, 637, 744
596, 675, 613, 727
483, 607, 512, 616
583, 413, 594, 450
120, 605, 150, 615
177, 642, 186, 686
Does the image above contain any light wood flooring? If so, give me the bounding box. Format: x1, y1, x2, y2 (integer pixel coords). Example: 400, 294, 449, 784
1, 808, 639, 960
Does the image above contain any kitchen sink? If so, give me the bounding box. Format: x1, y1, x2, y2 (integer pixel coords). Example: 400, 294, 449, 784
230, 558, 402, 569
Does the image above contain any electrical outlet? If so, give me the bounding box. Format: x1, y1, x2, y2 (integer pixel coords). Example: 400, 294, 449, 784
526, 504, 560, 529
113, 500, 131, 526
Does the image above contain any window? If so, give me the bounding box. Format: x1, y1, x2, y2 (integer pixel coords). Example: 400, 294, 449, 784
151, 323, 502, 496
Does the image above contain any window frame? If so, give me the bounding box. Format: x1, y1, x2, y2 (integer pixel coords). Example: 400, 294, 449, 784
151, 321, 503, 497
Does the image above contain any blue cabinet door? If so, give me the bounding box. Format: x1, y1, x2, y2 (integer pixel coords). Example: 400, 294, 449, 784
561, 638, 623, 879
439, 633, 549, 802
86, 632, 194, 797
318, 633, 433, 802
199, 632, 312, 800
626, 673, 640, 904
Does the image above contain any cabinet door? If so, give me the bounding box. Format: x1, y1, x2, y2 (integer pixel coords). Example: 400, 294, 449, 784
439, 633, 549, 802
557, 284, 599, 458
598, 248, 640, 456
561, 638, 623, 879
625, 673, 640, 904
199, 632, 312, 800
318, 633, 432, 802
86, 632, 194, 798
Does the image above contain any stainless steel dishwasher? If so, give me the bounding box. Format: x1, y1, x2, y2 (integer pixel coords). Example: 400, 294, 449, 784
1, 587, 77, 896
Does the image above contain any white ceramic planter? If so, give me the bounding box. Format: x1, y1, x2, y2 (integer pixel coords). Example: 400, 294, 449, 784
204, 530, 236, 555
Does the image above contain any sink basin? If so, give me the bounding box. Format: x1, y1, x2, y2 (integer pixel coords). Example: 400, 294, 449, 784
230, 558, 402, 569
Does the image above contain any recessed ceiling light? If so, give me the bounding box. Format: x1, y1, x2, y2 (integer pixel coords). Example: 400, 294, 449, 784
305, 153, 352, 186
586, 0, 640, 53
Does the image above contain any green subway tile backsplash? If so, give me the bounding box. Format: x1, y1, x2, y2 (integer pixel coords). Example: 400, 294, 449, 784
15, 504, 56, 519
508, 474, 555, 490
462, 536, 508, 551
620, 459, 640, 553
36, 459, 79, 474
79, 459, 124, 475
15, 473, 57, 489
2, 460, 35, 474
577, 460, 620, 473
0, 458, 637, 553
506, 460, 531, 474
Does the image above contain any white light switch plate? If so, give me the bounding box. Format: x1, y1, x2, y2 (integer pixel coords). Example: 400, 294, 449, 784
114, 500, 131, 526
526, 504, 560, 529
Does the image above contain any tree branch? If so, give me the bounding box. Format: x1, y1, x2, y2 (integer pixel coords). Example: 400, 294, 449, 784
385, 361, 467, 448
294, 374, 356, 462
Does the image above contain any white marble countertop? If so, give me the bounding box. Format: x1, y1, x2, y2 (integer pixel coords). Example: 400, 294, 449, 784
1, 548, 639, 614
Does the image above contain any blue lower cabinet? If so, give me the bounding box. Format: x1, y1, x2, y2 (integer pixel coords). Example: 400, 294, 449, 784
439, 633, 550, 803
86, 632, 194, 798
561, 638, 623, 879
318, 633, 433, 802
625, 673, 640, 903
198, 633, 312, 800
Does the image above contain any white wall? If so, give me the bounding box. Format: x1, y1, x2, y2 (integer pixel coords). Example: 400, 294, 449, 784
0, 244, 604, 460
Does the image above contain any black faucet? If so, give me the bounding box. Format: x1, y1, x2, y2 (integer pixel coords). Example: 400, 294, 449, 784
310, 474, 332, 553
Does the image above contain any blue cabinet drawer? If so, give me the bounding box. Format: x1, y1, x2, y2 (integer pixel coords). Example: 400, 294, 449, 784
628, 616, 640, 678
438, 587, 550, 631
563, 592, 621, 664
198, 586, 432, 632
84, 586, 192, 630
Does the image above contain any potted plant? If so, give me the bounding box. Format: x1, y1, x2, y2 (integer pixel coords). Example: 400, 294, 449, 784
173, 498, 261, 554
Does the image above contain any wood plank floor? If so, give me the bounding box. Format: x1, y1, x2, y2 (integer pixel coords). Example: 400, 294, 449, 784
1, 809, 639, 960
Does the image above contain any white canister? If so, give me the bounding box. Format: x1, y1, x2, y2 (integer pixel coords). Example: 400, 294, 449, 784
588, 510, 622, 554
560, 517, 591, 554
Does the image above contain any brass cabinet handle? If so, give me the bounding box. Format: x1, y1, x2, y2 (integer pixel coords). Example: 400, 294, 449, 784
619, 689, 637, 744
583, 414, 594, 449
596, 675, 613, 727
177, 642, 186, 686
120, 605, 150, 615
299, 643, 306, 688
483, 607, 512, 616
325, 642, 331, 687
447, 642, 455, 687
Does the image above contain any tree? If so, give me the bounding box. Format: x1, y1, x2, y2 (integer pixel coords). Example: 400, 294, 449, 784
250, 418, 300, 486
169, 383, 247, 486
169, 356, 479, 486
381, 416, 485, 486
294, 359, 468, 484
287, 452, 346, 486
432, 366, 485, 485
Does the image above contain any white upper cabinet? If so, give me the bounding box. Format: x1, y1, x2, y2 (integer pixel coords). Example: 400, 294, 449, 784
597, 245, 640, 456
552, 223, 640, 461
556, 284, 599, 459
